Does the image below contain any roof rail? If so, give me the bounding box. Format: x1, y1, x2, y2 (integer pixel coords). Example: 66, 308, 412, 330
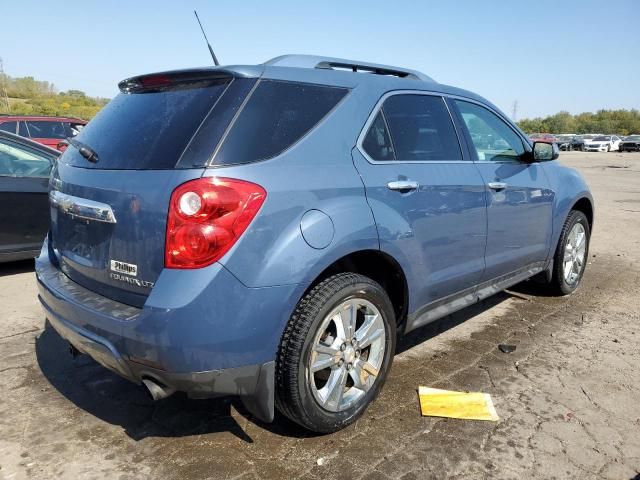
264, 55, 435, 82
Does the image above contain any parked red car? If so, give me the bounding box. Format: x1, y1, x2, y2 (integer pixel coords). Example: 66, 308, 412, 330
529, 133, 558, 144
0, 115, 87, 151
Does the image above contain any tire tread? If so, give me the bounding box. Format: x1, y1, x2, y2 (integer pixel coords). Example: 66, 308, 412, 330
548, 209, 590, 295
275, 273, 387, 431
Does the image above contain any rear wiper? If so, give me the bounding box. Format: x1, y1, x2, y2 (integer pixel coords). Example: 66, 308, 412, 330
66, 137, 99, 163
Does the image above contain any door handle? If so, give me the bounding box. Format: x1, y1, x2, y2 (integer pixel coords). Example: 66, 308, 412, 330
487, 182, 508, 190
387, 180, 419, 192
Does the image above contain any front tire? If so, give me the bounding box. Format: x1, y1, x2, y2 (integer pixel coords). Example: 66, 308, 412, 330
547, 210, 590, 295
275, 273, 396, 433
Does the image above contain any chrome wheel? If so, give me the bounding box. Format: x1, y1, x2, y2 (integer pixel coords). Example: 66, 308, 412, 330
563, 223, 586, 286
307, 298, 386, 413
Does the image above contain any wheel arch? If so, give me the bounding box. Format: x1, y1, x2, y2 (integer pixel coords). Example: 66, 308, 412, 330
571, 196, 594, 231
302, 249, 409, 328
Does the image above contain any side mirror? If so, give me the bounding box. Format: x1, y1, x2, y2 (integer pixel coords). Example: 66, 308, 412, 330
532, 141, 559, 161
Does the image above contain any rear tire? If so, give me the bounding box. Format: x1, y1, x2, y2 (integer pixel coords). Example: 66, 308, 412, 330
275, 273, 396, 433
546, 210, 590, 295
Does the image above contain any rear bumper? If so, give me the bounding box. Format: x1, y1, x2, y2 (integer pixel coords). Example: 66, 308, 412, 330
36, 240, 305, 422
44, 306, 275, 420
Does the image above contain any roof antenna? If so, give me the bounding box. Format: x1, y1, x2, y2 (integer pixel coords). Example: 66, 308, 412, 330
193, 10, 220, 66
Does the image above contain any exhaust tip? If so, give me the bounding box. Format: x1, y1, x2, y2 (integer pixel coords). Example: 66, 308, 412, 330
142, 378, 175, 401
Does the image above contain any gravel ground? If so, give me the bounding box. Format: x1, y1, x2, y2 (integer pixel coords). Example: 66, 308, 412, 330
1, 151, 639, 480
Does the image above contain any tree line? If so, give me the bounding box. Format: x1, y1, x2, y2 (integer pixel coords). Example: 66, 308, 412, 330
0, 73, 108, 120
1, 71, 639, 133
517, 110, 640, 136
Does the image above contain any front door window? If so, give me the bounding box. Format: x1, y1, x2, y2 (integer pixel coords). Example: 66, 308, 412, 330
455, 101, 525, 162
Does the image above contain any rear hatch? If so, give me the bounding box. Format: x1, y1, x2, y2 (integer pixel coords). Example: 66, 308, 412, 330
49, 70, 257, 307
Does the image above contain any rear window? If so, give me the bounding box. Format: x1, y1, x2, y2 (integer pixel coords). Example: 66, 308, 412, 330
63, 79, 231, 170
213, 80, 348, 166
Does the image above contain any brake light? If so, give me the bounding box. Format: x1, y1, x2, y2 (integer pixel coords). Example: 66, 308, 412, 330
139, 74, 172, 88
165, 177, 266, 269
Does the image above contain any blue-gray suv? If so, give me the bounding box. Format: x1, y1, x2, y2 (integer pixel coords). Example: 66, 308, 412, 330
36, 55, 593, 433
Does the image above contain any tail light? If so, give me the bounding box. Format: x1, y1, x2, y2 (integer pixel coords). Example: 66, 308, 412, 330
165, 177, 266, 269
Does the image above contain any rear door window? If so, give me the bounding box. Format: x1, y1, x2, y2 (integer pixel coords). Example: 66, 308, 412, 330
63, 79, 232, 170
213, 80, 348, 165
362, 111, 395, 161
378, 94, 463, 161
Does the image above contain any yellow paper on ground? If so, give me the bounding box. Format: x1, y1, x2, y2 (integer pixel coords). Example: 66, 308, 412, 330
418, 386, 499, 421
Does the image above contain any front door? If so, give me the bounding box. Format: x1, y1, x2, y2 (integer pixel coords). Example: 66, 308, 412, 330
452, 99, 554, 281
353, 93, 487, 329
0, 137, 52, 255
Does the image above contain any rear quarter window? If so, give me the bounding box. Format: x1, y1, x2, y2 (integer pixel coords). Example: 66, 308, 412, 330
213, 80, 348, 166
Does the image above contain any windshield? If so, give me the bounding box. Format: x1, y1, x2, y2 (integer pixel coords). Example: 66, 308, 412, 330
593, 136, 610, 141
25, 121, 77, 139
626, 135, 640, 141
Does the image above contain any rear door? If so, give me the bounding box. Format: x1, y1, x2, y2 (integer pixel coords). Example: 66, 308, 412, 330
352, 92, 487, 329
49, 73, 256, 307
0, 137, 53, 255
452, 99, 554, 282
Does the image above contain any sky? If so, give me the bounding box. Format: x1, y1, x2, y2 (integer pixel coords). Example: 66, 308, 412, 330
1, 0, 639, 119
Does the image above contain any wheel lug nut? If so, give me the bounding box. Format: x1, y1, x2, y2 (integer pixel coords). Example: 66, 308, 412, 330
355, 350, 360, 357
338, 359, 344, 367
340, 343, 346, 351
347, 363, 353, 370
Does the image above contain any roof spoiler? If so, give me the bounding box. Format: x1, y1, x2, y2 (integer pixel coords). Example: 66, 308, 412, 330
264, 54, 435, 82
118, 69, 237, 93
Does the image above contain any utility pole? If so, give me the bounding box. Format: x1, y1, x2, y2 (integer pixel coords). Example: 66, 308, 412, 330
511, 100, 518, 122
0, 57, 10, 111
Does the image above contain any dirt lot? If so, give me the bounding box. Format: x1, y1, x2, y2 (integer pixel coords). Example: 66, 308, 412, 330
1, 151, 639, 480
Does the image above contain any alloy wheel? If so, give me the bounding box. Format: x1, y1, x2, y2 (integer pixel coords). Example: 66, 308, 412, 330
563, 223, 587, 286
307, 298, 386, 412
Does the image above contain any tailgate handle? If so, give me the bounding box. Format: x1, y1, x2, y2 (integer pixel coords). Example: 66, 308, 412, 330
50, 191, 117, 224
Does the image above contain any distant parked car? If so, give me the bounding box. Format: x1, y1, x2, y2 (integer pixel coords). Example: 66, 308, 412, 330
529, 133, 557, 144
619, 135, 640, 152
0, 115, 86, 152
554, 134, 574, 151
584, 135, 621, 152
0, 130, 59, 262
568, 135, 586, 151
